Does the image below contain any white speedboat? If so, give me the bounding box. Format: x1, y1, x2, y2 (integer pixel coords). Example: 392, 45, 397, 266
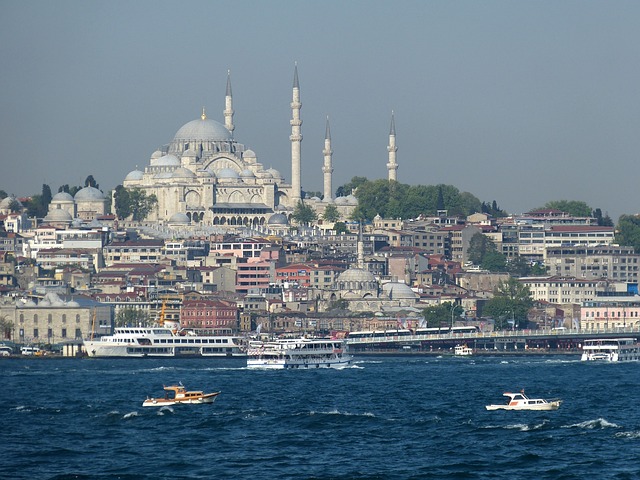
247, 337, 353, 369
83, 327, 246, 358
581, 338, 640, 362
454, 344, 473, 356
143, 384, 220, 407
486, 391, 562, 411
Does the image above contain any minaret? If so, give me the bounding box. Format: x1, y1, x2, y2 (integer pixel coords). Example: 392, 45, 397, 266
322, 116, 333, 202
290, 63, 303, 202
357, 222, 365, 269
224, 70, 235, 136
387, 111, 398, 181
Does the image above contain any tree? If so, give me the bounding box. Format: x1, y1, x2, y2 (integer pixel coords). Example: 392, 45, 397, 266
41, 184, 52, 208
592, 208, 614, 227
539, 200, 592, 217
467, 233, 507, 271
84, 175, 99, 189
333, 221, 348, 234
8, 198, 22, 213
615, 214, 640, 253
335, 176, 368, 198
484, 278, 533, 330
422, 302, 464, 328
0, 190, 7, 199
114, 186, 157, 221
115, 308, 151, 327
292, 200, 317, 226
322, 203, 340, 223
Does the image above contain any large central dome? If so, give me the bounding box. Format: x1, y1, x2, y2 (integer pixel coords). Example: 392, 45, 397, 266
173, 117, 232, 142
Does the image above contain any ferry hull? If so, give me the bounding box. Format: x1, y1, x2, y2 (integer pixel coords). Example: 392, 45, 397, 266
247, 356, 353, 370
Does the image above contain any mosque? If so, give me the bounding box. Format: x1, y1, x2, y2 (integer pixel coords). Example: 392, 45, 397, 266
119, 66, 400, 227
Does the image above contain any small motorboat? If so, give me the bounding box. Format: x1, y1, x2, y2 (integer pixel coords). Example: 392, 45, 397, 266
485, 390, 562, 411
142, 384, 220, 407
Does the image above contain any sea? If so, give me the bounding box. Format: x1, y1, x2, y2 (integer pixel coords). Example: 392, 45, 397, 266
1, 355, 639, 480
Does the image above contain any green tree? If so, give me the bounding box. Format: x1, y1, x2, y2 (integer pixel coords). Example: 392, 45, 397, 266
0, 190, 7, 199
84, 175, 99, 189
615, 214, 640, 253
539, 200, 592, 217
129, 188, 158, 222
292, 200, 317, 226
467, 233, 507, 271
335, 176, 368, 198
322, 203, 340, 223
422, 302, 464, 328
333, 221, 348, 234
484, 278, 533, 330
592, 208, 614, 227
113, 185, 131, 220
115, 308, 151, 327
114, 186, 157, 221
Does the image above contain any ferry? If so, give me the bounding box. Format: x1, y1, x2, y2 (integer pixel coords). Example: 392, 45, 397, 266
454, 344, 473, 356
247, 337, 353, 369
83, 327, 247, 358
581, 338, 640, 362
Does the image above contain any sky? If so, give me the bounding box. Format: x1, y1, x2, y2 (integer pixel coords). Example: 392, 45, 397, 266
1, 0, 639, 221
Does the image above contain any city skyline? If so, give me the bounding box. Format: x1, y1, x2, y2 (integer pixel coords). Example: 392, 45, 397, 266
2, 1, 639, 221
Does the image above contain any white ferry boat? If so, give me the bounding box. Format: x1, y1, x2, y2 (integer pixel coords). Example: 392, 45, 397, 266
581, 338, 640, 362
454, 344, 473, 356
247, 337, 353, 369
83, 327, 246, 358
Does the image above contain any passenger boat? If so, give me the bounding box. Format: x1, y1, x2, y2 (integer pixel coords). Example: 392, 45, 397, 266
83, 327, 246, 358
581, 338, 640, 362
247, 337, 353, 369
486, 390, 562, 411
454, 344, 473, 356
142, 384, 220, 407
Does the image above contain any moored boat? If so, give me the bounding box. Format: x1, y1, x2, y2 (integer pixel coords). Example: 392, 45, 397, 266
486, 390, 562, 411
581, 338, 640, 362
83, 327, 247, 358
143, 384, 220, 407
247, 337, 353, 369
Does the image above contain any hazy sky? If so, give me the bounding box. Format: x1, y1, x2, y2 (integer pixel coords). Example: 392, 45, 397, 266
1, 1, 639, 220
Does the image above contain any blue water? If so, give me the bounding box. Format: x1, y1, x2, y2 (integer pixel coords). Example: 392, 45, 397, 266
1, 355, 639, 480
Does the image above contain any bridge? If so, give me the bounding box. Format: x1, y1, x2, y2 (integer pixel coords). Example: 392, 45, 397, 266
345, 326, 640, 354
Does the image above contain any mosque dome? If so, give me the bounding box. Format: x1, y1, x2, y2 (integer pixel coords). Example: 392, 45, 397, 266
75, 186, 105, 201
267, 213, 289, 225
334, 196, 348, 205
172, 167, 196, 178
243, 149, 257, 160
168, 212, 190, 224
240, 169, 255, 178
44, 208, 73, 223
345, 195, 358, 205
173, 116, 232, 142
266, 168, 282, 179
67, 300, 80, 308
337, 268, 376, 284
151, 154, 180, 167
125, 169, 144, 181
51, 192, 74, 202
154, 172, 173, 180
217, 168, 240, 179
382, 282, 418, 300
151, 150, 164, 159
0, 196, 22, 209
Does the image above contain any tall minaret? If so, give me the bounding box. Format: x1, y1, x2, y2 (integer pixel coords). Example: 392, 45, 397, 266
290, 63, 303, 202
224, 70, 235, 136
386, 111, 398, 181
322, 116, 333, 202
